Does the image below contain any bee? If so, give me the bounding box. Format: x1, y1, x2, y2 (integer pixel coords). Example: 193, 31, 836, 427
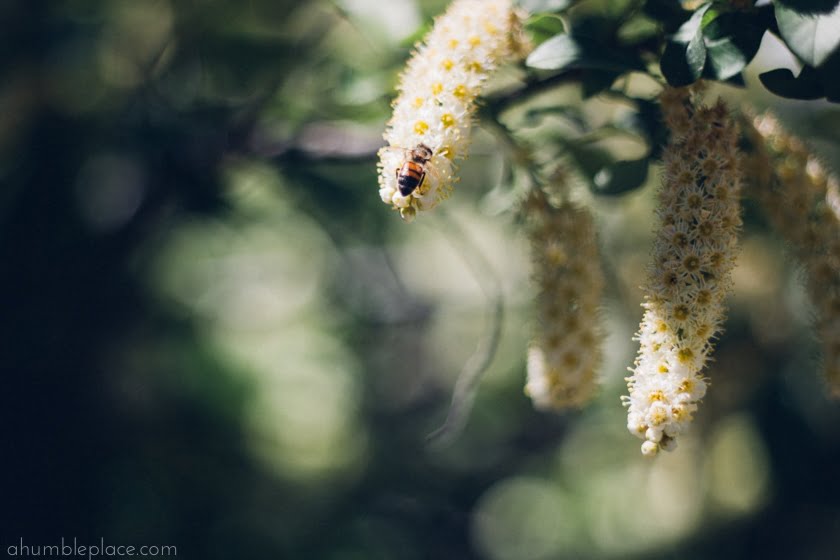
395, 144, 434, 196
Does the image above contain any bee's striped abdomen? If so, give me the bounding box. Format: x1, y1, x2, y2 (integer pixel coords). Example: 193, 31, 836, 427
397, 161, 426, 196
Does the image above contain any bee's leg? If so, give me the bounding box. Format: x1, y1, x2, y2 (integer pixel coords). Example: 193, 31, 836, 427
417, 172, 426, 193
395, 168, 400, 180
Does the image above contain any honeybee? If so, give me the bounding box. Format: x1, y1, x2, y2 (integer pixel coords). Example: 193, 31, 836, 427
395, 144, 434, 196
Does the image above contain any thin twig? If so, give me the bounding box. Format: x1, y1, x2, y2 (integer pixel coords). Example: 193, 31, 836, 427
482, 69, 584, 118
426, 208, 505, 448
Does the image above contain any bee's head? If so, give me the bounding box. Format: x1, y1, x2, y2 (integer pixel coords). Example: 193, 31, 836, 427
412, 144, 433, 162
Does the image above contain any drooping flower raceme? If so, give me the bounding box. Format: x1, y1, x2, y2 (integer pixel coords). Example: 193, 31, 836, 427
623, 88, 743, 456
377, 0, 528, 222
744, 113, 840, 398
524, 187, 604, 410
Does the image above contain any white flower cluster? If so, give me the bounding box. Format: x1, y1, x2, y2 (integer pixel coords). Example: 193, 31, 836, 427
523, 188, 604, 410
377, 0, 528, 222
744, 113, 840, 398
624, 89, 743, 456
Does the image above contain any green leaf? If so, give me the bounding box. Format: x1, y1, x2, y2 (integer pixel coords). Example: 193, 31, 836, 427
643, 0, 693, 33
660, 3, 711, 86
661, 35, 706, 86
581, 71, 619, 98
592, 158, 650, 195
525, 14, 566, 45
562, 142, 650, 196
759, 66, 826, 99
702, 13, 766, 80
775, 0, 840, 15
525, 34, 644, 71
517, 0, 575, 12
774, 1, 840, 67
817, 48, 840, 101
673, 3, 712, 42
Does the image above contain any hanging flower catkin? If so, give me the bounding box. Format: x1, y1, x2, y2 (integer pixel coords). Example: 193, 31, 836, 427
743, 113, 840, 398
523, 186, 604, 410
377, 0, 529, 222
623, 87, 743, 456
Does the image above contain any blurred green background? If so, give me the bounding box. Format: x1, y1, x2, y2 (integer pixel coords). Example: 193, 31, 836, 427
3, 0, 840, 558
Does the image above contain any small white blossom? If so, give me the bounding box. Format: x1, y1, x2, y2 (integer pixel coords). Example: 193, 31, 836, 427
624, 88, 742, 455
524, 187, 604, 410
377, 0, 529, 220
744, 113, 840, 398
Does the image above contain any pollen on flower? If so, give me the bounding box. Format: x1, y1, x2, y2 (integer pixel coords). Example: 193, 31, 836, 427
683, 255, 700, 272
623, 86, 742, 455
677, 348, 695, 364
378, 0, 531, 220
648, 390, 665, 402
524, 186, 604, 411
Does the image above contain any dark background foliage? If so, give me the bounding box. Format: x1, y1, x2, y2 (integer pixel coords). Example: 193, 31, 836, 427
2, 0, 840, 558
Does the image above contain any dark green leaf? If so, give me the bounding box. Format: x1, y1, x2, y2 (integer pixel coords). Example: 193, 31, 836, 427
818, 48, 840, 101
561, 141, 649, 196
673, 3, 712, 42
525, 34, 644, 71
775, 0, 840, 15
660, 3, 711, 86
643, 0, 692, 33
701, 13, 766, 80
525, 14, 566, 45
591, 158, 650, 196
661, 36, 706, 86
581, 71, 619, 98
774, 1, 840, 67
759, 66, 826, 99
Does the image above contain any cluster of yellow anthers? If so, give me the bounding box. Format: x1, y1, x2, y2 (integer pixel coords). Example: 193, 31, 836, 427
744, 113, 840, 398
623, 88, 743, 456
377, 0, 529, 222
523, 187, 604, 410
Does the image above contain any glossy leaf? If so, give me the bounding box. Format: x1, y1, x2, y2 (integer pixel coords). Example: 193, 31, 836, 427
774, 1, 840, 67
526, 34, 644, 71
660, 3, 711, 86
702, 13, 766, 80
661, 35, 706, 86
775, 0, 840, 15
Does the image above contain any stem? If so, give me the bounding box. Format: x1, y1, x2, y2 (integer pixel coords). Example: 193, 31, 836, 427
482, 69, 584, 119
426, 208, 505, 447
